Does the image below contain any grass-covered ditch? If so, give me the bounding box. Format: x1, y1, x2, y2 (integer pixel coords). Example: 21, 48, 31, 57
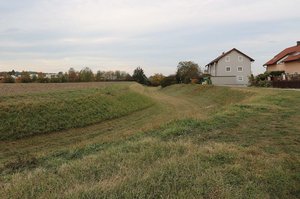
0, 84, 154, 140
0, 84, 299, 198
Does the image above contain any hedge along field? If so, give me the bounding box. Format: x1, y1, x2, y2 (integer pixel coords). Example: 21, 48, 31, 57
0, 84, 154, 140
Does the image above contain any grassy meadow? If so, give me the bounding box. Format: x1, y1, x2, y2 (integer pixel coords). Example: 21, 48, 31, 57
0, 82, 299, 198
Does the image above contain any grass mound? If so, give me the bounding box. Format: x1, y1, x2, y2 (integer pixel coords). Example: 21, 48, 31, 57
161, 84, 253, 107
0, 84, 154, 140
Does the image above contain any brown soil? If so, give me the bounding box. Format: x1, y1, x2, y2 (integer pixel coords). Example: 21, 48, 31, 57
0, 82, 130, 96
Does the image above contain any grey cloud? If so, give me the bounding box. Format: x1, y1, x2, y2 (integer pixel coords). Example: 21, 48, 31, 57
0, 0, 300, 75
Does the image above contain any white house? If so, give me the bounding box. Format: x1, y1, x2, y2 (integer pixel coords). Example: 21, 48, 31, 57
206, 48, 255, 86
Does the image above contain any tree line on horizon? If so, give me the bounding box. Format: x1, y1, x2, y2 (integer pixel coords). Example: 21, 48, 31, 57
0, 61, 207, 87
0, 68, 133, 83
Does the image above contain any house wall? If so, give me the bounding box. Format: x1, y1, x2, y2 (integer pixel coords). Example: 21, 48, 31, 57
267, 64, 287, 72
207, 63, 216, 76
267, 61, 300, 74
211, 76, 237, 85
215, 50, 251, 85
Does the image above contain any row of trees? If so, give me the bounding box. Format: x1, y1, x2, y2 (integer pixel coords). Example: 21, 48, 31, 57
67, 67, 132, 82
132, 61, 203, 87
1, 61, 204, 87
0, 68, 133, 83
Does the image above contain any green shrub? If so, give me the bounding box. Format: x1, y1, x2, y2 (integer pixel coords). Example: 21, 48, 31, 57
249, 73, 272, 87
161, 75, 177, 88
270, 71, 285, 77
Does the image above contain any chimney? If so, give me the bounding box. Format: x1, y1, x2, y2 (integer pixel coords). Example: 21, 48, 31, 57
297, 41, 300, 46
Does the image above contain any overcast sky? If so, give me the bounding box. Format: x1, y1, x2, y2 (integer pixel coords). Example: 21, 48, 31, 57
0, 0, 299, 76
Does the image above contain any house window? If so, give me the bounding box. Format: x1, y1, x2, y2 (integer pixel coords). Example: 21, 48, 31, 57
238, 56, 243, 62
225, 56, 230, 62
237, 76, 243, 81
237, 66, 243, 72
225, 66, 231, 72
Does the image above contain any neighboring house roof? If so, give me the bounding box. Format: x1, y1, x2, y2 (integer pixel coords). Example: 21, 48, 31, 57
264, 44, 300, 66
283, 54, 300, 63
206, 48, 255, 66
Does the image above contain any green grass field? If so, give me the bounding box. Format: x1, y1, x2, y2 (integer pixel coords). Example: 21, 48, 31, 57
0, 83, 299, 198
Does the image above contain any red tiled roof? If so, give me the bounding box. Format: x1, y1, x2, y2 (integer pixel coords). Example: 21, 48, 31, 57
282, 54, 300, 63
264, 45, 300, 66
206, 48, 254, 66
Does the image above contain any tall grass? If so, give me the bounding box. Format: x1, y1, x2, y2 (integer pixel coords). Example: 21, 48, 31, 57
0, 84, 154, 140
